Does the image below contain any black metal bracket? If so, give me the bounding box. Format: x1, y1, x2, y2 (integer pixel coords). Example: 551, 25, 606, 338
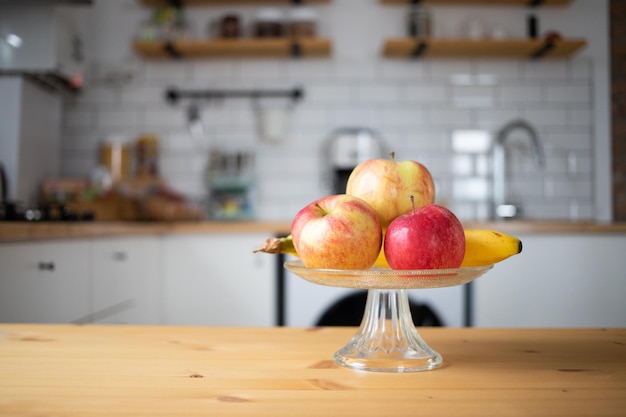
411, 40, 428, 59
163, 41, 181, 59
165, 86, 304, 104
528, 0, 544, 6
292, 0, 302, 5
531, 39, 555, 59
168, 0, 183, 8
290, 41, 302, 58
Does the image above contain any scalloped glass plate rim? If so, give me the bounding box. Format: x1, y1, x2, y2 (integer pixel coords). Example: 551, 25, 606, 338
284, 260, 494, 290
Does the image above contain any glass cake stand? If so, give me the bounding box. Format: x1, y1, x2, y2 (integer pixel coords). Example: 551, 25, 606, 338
284, 260, 493, 373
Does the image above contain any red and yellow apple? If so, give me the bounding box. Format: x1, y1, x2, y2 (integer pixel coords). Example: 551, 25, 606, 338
384, 203, 465, 270
291, 194, 382, 270
346, 154, 435, 229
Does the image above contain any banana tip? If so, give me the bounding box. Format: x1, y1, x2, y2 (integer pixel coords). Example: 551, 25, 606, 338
518, 240, 523, 254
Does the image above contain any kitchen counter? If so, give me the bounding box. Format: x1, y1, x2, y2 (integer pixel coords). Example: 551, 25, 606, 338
2, 220, 626, 242
0, 324, 624, 416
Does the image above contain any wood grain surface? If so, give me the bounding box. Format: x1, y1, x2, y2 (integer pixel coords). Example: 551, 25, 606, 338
0, 325, 624, 416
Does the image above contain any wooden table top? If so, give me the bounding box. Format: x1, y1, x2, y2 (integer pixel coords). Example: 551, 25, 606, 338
1, 325, 624, 416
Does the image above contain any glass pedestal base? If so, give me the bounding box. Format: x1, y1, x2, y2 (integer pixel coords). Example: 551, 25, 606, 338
334, 289, 442, 372
284, 260, 493, 373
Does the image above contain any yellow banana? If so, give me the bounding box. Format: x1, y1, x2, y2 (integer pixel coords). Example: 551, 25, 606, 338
254, 229, 522, 268
253, 236, 298, 257
461, 229, 522, 267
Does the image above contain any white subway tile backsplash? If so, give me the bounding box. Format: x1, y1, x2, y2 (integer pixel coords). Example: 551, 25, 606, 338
451, 85, 495, 108
96, 106, 142, 129
522, 61, 569, 80
452, 177, 490, 201
239, 60, 287, 80
192, 61, 239, 81
333, 60, 378, 80
57, 1, 598, 222
474, 60, 522, 81
425, 108, 473, 127
287, 60, 333, 81
570, 59, 592, 80
381, 107, 424, 128
306, 82, 355, 104
356, 83, 401, 104
404, 84, 447, 104
521, 108, 569, 127
427, 60, 473, 81
64, 108, 95, 129
545, 83, 591, 104
379, 61, 425, 80
499, 83, 543, 104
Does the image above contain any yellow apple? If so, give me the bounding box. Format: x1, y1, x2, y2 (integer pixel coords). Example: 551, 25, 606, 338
346, 154, 435, 229
291, 194, 382, 270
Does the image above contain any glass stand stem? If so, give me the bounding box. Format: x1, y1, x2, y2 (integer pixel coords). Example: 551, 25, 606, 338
334, 289, 443, 372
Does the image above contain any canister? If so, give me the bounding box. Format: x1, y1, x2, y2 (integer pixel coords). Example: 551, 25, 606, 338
99, 137, 131, 183
254, 8, 285, 38
289, 7, 317, 38
136, 134, 159, 177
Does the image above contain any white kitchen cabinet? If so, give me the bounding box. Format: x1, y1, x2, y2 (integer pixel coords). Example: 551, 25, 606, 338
0, 240, 90, 323
163, 234, 275, 326
474, 233, 626, 328
91, 237, 162, 324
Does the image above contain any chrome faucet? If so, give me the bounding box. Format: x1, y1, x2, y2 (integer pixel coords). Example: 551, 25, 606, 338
492, 119, 545, 220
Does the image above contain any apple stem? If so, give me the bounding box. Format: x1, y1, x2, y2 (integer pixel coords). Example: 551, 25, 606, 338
410, 194, 415, 214
390, 151, 395, 161
314, 202, 327, 215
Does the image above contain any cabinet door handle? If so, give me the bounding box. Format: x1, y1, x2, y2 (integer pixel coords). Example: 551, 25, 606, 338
38, 262, 55, 271
112, 252, 128, 262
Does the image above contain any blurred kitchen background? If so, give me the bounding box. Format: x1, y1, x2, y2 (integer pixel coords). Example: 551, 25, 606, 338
0, 0, 612, 223
3, 0, 626, 330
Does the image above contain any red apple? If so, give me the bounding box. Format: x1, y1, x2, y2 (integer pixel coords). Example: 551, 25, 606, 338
346, 153, 435, 229
291, 194, 382, 270
384, 203, 465, 270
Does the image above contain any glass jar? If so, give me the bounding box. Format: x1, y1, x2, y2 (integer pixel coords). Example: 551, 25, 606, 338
135, 134, 159, 178
289, 7, 317, 38
254, 8, 285, 38
407, 4, 432, 38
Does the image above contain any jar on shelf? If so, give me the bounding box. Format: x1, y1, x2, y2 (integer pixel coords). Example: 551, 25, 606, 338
135, 134, 159, 178
99, 136, 131, 183
254, 8, 285, 38
407, 4, 432, 38
289, 7, 317, 38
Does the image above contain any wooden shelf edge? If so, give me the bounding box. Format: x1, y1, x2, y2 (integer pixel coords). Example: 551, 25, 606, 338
133, 38, 332, 58
382, 38, 586, 59
379, 0, 571, 6
140, 0, 331, 6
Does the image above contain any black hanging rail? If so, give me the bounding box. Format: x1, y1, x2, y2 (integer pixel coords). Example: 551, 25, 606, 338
165, 87, 304, 104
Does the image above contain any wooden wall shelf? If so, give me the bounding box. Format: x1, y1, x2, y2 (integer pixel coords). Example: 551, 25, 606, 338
379, 0, 570, 5
140, 0, 330, 5
382, 38, 586, 59
133, 38, 332, 58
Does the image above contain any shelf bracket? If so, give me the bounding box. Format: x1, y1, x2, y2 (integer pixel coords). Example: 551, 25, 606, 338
168, 0, 183, 9
528, 0, 545, 6
531, 39, 555, 59
411, 40, 428, 59
290, 41, 302, 58
163, 41, 181, 59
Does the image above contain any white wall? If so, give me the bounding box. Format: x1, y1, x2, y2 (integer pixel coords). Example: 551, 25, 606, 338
60, 0, 610, 222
